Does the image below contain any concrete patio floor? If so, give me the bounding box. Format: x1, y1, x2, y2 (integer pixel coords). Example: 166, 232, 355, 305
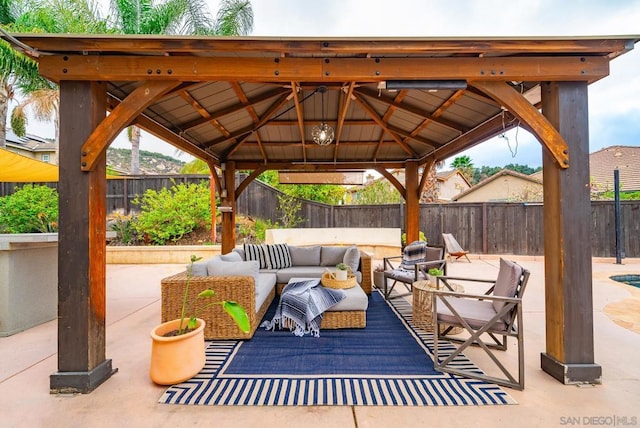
1, 256, 639, 428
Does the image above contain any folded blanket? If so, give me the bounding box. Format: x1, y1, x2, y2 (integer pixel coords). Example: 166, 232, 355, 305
261, 279, 346, 337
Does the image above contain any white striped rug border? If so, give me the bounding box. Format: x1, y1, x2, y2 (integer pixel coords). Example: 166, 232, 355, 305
159, 289, 516, 406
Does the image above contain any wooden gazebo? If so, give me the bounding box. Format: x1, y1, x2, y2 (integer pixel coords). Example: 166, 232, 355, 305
2, 33, 637, 393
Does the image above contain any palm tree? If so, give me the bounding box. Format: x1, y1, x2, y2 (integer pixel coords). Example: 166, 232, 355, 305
6, 0, 108, 160
109, 0, 253, 174
0, 0, 48, 148
451, 155, 475, 183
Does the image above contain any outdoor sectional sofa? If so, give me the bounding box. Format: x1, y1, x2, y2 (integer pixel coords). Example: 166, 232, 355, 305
160, 243, 372, 340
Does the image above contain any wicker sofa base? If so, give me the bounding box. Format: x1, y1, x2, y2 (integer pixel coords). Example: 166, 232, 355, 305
161, 272, 276, 340
320, 310, 366, 329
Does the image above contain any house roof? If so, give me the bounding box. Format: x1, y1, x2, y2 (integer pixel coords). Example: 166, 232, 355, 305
452, 168, 542, 201
589, 145, 640, 192
3, 33, 638, 172
5, 129, 56, 153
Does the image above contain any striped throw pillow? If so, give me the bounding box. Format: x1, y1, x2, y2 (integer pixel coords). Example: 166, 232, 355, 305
265, 243, 292, 269
244, 243, 271, 269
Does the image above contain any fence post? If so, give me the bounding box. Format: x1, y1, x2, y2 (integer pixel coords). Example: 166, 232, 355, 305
614, 169, 624, 264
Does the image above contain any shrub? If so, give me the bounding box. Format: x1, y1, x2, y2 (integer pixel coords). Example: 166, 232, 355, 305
132, 181, 211, 245
0, 185, 58, 233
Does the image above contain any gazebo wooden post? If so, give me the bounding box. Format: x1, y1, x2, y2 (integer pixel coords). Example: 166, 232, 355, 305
220, 161, 236, 254
207, 161, 221, 245
404, 160, 420, 243
540, 81, 602, 384
50, 81, 117, 393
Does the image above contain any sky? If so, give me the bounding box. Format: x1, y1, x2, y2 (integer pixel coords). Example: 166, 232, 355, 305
18, 0, 640, 169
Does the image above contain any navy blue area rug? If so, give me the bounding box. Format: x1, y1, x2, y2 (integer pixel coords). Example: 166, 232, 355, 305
160, 290, 516, 406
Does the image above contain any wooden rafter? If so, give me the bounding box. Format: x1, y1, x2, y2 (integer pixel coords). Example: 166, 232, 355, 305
373, 90, 407, 161
403, 89, 466, 145
471, 80, 570, 168
333, 81, 355, 161
81, 80, 181, 171
179, 89, 232, 138
291, 82, 307, 162
180, 88, 290, 132
355, 87, 467, 133
352, 92, 416, 157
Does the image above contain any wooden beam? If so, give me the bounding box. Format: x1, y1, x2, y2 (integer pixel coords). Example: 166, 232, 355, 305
39, 55, 610, 83
220, 161, 236, 254
404, 160, 420, 243
235, 161, 404, 170
179, 89, 231, 138
206, 160, 218, 244
470, 80, 570, 168
375, 167, 406, 200
291, 82, 307, 162
333, 82, 355, 162
17, 34, 633, 57
81, 80, 181, 171
432, 110, 519, 162
235, 167, 266, 199
50, 81, 116, 394
540, 81, 601, 385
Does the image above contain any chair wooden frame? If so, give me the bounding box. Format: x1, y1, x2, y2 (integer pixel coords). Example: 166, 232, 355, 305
431, 264, 530, 390
442, 233, 471, 262
382, 244, 447, 300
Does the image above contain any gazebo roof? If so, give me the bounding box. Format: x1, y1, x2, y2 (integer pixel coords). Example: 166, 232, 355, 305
5, 34, 638, 171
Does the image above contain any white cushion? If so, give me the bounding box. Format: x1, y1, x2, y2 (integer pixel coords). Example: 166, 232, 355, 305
255, 273, 277, 312
436, 297, 506, 331
289, 245, 321, 266
320, 246, 348, 266
492, 258, 522, 314
220, 251, 243, 262
207, 258, 260, 285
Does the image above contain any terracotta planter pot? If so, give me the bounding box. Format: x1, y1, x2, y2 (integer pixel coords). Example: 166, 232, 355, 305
149, 318, 206, 385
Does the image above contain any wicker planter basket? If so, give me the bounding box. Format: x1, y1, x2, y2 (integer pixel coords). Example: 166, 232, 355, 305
321, 270, 357, 289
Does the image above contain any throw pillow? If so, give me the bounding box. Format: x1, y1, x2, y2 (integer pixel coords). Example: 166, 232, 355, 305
244, 243, 271, 269
342, 245, 360, 272
320, 246, 348, 266
220, 251, 243, 262
207, 258, 260, 284
264, 243, 292, 269
399, 241, 427, 271
289, 245, 321, 266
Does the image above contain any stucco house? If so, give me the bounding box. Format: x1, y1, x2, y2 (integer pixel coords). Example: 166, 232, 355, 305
452, 169, 543, 202
4, 129, 57, 164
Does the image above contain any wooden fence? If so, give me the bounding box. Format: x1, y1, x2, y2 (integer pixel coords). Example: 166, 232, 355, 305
2, 175, 638, 257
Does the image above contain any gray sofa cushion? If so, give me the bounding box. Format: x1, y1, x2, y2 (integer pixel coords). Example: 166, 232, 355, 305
329, 284, 368, 311
207, 257, 260, 284
289, 245, 321, 266
342, 245, 360, 272
255, 273, 277, 312
189, 259, 209, 276
320, 246, 348, 266
233, 247, 245, 260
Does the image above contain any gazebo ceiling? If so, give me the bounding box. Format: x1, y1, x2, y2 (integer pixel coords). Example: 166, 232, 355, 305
5, 34, 638, 171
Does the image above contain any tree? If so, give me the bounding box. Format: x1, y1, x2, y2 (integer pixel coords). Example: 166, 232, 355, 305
109, 0, 253, 173
451, 155, 474, 182
7, 0, 108, 161
352, 179, 403, 205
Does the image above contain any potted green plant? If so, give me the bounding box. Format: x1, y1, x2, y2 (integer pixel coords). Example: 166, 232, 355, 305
335, 262, 349, 280
149, 255, 250, 385
426, 267, 444, 286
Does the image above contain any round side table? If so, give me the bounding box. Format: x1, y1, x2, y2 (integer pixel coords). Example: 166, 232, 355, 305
412, 279, 464, 334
